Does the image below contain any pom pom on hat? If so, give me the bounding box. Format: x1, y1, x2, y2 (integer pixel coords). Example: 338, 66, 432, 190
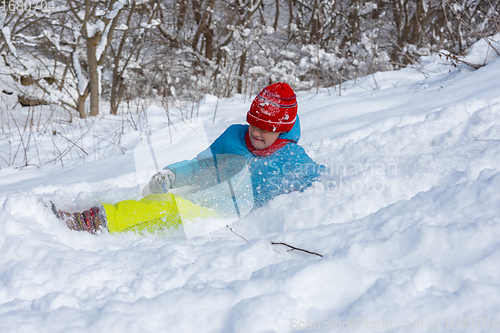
246, 82, 298, 132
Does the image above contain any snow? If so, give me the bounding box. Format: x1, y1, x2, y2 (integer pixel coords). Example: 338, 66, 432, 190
1, 35, 500, 332
73, 44, 88, 96
1, 26, 17, 57
86, 20, 105, 39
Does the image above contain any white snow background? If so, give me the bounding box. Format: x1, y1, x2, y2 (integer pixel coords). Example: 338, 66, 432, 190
1, 35, 500, 332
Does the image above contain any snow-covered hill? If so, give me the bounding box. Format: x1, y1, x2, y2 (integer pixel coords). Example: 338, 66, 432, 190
1, 35, 500, 332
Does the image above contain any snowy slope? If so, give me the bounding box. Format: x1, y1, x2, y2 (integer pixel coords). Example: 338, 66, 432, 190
1, 36, 500, 332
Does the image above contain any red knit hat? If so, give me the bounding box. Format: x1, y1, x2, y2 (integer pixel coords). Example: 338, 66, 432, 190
246, 82, 298, 132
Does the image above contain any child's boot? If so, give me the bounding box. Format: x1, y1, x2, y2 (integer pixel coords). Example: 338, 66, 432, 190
51, 202, 107, 234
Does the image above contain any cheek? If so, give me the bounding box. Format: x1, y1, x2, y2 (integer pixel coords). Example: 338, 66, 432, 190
265, 133, 279, 141
263, 133, 279, 144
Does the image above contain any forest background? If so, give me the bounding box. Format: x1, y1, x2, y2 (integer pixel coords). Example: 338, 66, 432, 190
1, 0, 499, 121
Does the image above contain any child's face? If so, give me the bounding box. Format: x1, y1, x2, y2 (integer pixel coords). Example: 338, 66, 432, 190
248, 125, 282, 149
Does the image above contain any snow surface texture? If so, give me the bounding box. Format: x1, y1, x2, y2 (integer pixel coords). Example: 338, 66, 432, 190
1, 36, 500, 332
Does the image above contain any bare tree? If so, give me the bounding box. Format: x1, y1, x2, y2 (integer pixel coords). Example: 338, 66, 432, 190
2, 0, 499, 117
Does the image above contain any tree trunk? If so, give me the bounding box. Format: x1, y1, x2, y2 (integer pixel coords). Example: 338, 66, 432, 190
78, 93, 87, 119
192, 0, 216, 52
87, 32, 101, 117
177, 0, 187, 31
110, 75, 124, 115
273, 0, 280, 31
204, 25, 214, 60
237, 51, 246, 94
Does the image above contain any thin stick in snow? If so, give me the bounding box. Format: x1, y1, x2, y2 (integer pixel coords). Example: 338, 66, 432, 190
227, 226, 323, 258
227, 225, 249, 242
271, 242, 323, 258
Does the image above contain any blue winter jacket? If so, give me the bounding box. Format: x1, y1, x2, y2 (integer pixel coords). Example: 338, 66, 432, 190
164, 117, 324, 208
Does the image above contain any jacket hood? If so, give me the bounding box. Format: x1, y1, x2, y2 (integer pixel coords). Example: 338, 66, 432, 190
278, 114, 301, 143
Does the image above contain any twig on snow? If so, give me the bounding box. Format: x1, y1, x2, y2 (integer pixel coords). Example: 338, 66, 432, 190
227, 225, 249, 242
227, 226, 323, 258
271, 242, 323, 258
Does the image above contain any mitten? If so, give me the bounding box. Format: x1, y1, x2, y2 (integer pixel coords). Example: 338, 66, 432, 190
149, 169, 176, 194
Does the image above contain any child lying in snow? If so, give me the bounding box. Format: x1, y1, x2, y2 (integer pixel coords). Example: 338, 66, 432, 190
54, 82, 324, 234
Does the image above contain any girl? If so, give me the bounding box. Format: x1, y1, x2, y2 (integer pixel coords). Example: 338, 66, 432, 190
55, 82, 324, 234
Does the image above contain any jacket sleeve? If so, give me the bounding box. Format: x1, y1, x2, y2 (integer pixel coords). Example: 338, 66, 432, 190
161, 127, 233, 189
163, 147, 215, 188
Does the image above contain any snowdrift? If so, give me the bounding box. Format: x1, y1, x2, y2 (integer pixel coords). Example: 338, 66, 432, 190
1, 35, 500, 332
